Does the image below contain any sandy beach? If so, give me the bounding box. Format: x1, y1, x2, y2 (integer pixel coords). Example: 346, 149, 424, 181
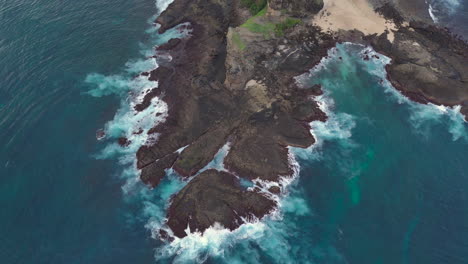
312, 0, 397, 42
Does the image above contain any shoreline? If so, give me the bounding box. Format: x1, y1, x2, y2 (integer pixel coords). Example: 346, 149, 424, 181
312, 0, 398, 42
131, 0, 468, 240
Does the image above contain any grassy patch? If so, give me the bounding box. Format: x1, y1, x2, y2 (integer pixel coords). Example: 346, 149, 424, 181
232, 31, 246, 50
241, 0, 268, 15
241, 5, 267, 26
274, 17, 301, 36
241, 15, 302, 38
241, 21, 276, 36
240, 6, 275, 38
256, 5, 268, 16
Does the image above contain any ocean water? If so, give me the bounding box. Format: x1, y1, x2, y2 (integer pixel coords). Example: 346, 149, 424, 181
427, 0, 468, 38
1, 1, 468, 264
0, 0, 166, 262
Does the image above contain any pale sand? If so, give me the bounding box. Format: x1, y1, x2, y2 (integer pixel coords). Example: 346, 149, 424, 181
312, 0, 397, 42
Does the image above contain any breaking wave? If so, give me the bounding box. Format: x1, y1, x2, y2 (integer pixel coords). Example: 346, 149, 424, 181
294, 44, 358, 162
426, 0, 461, 23
356, 45, 468, 141
85, 0, 334, 261
85, 0, 467, 259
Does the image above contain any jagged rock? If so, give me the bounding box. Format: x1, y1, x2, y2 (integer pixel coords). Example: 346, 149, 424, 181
173, 124, 235, 177
370, 21, 468, 117
167, 169, 276, 238
135, 0, 467, 240
269, 0, 323, 17
140, 152, 179, 187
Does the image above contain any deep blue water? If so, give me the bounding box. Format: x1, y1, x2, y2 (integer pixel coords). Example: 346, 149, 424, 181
0, 0, 160, 262
0, 1, 467, 264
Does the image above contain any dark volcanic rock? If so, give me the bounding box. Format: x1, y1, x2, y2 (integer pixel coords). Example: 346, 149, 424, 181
269, 0, 323, 17
140, 152, 179, 187
156, 38, 182, 51
375, 2, 405, 26
118, 137, 131, 147
134, 88, 161, 112
369, 20, 468, 118
131, 0, 468, 240
137, 0, 335, 185
173, 124, 235, 177
167, 169, 276, 238
268, 186, 281, 194
135, 0, 240, 173
225, 107, 315, 181
133, 0, 340, 238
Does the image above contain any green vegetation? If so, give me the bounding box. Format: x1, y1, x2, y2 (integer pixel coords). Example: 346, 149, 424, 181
238, 5, 302, 39
255, 5, 268, 16
241, 14, 302, 38
240, 6, 275, 38
232, 31, 246, 50
274, 17, 301, 36
241, 0, 268, 15
241, 21, 276, 36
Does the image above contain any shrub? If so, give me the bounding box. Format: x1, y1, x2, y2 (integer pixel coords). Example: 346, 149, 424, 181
241, 0, 268, 15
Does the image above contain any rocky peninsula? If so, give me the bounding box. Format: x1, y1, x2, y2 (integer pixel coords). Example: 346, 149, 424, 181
133, 0, 468, 238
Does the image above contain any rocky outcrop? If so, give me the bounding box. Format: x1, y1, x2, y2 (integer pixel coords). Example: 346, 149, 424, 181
368, 8, 468, 119
133, 0, 467, 239
134, 0, 335, 238
269, 0, 323, 17
167, 169, 276, 237
369, 0, 433, 24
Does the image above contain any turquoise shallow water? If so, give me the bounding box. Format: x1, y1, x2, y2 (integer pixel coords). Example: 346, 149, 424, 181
1, 0, 467, 263
171, 43, 468, 264
294, 44, 468, 264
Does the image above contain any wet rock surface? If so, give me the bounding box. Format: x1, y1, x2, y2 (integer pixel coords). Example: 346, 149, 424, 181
269, 0, 323, 18
133, 0, 468, 238
167, 169, 276, 238
368, 6, 468, 118
135, 0, 332, 238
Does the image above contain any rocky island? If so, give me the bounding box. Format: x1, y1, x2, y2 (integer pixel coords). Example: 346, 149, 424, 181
132, 0, 468, 238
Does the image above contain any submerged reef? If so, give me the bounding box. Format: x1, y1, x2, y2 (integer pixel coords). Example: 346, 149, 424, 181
130, 0, 468, 238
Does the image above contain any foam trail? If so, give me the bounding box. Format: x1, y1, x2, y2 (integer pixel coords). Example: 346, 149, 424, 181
425, 0, 461, 23
294, 44, 357, 161
152, 44, 360, 263
84, 0, 195, 253
295, 92, 356, 161
85, 0, 327, 260
151, 145, 343, 264
426, 0, 439, 23
199, 142, 231, 173
355, 44, 467, 141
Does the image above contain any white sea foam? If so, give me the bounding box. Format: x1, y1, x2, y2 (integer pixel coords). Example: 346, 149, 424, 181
150, 43, 352, 263
152, 145, 318, 263
294, 44, 357, 161
301, 94, 356, 161
88, 0, 463, 259
199, 142, 231, 173
157, 221, 267, 263
143, 169, 187, 237
354, 43, 468, 141
426, 0, 461, 23
89, 0, 314, 260
150, 42, 466, 262
428, 3, 439, 23
85, 0, 197, 253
